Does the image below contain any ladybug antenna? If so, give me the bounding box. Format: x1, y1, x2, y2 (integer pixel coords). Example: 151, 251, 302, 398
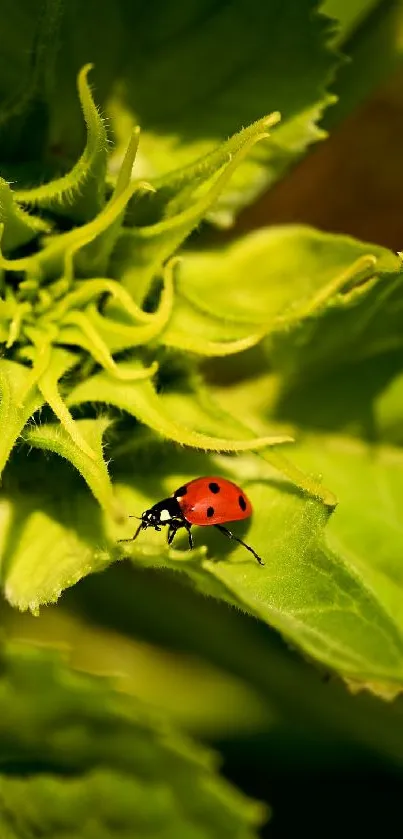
214, 524, 264, 566
128, 515, 143, 520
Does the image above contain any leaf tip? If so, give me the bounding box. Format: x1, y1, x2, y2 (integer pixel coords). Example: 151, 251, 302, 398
264, 111, 281, 130
79, 62, 95, 83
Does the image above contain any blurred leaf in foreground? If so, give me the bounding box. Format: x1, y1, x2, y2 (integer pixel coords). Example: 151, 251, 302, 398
0, 643, 265, 838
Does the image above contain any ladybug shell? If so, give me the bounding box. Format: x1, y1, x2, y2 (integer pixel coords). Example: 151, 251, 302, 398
174, 477, 252, 527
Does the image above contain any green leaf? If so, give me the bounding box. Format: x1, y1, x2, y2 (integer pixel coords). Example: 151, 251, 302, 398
0, 644, 265, 838
0, 0, 62, 165
2, 456, 114, 612
291, 432, 403, 694
2, 602, 273, 738
322, 0, 382, 43
15, 64, 109, 223
36, 350, 98, 461
4, 414, 403, 691
112, 442, 403, 690
0, 171, 145, 285
0, 179, 51, 252
104, 0, 338, 224
57, 256, 175, 363
175, 225, 403, 382
110, 115, 278, 303
322, 0, 403, 129
162, 290, 263, 356
149, 374, 334, 505
374, 364, 403, 446
207, 364, 403, 693
9, 1, 338, 223
0, 360, 44, 478
67, 362, 292, 452
52, 559, 403, 766
24, 417, 120, 520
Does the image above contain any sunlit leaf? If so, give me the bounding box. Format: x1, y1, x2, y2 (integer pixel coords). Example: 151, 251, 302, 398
0, 360, 44, 478
67, 364, 292, 452
1, 458, 114, 613
112, 442, 403, 691
292, 432, 403, 692
110, 115, 278, 302
24, 417, 119, 520
0, 179, 50, 252
175, 225, 403, 382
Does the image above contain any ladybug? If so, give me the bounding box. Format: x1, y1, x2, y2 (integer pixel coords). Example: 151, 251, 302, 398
119, 476, 264, 564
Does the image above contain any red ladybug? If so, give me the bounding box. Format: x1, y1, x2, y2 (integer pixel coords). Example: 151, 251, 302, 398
119, 476, 264, 564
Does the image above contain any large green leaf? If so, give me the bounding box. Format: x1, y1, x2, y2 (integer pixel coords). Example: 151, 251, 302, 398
0, 0, 62, 165
205, 353, 403, 695
2, 0, 338, 224
0, 643, 265, 838
4, 424, 403, 694
114, 445, 403, 690
292, 432, 403, 690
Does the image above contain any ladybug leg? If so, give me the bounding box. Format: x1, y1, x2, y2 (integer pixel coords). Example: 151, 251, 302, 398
118, 521, 145, 544
167, 523, 177, 546
214, 524, 264, 566
186, 524, 193, 550
167, 520, 193, 550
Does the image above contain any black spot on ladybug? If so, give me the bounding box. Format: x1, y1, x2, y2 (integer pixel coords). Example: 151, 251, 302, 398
174, 485, 187, 498
238, 495, 247, 511
206, 506, 215, 518
208, 482, 220, 494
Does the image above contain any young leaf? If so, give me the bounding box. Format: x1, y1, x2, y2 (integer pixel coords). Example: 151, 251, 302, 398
36, 347, 97, 461
24, 417, 119, 520
2, 458, 115, 612
0, 360, 44, 479
67, 364, 293, 452
57, 255, 175, 359
0, 644, 265, 838
162, 292, 263, 356
175, 225, 403, 381
16, 64, 109, 223
0, 178, 51, 252
0, 176, 144, 284
110, 115, 278, 302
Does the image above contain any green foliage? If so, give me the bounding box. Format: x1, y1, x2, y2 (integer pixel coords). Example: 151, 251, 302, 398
1, 0, 403, 833
0, 643, 264, 838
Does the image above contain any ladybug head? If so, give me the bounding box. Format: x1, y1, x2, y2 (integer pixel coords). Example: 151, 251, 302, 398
138, 497, 182, 531
141, 506, 163, 531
